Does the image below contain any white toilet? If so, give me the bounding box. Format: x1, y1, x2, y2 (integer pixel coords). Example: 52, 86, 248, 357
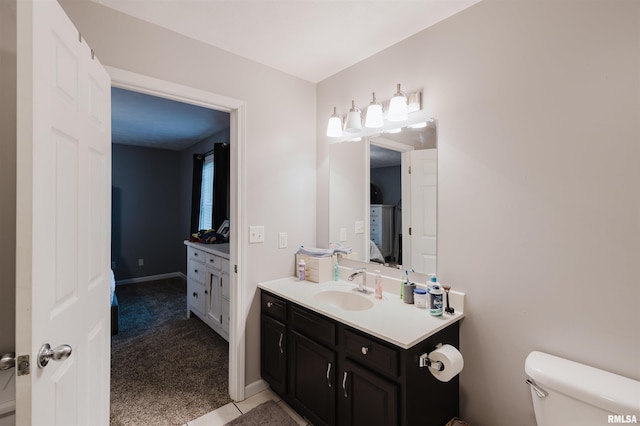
525, 351, 640, 426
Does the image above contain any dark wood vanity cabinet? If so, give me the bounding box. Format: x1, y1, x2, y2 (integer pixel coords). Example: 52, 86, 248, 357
260, 290, 460, 426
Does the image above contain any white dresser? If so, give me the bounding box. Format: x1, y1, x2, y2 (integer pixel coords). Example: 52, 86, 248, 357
370, 204, 394, 259
184, 241, 230, 341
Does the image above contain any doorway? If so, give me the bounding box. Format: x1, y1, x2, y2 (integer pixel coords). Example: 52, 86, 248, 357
108, 67, 247, 406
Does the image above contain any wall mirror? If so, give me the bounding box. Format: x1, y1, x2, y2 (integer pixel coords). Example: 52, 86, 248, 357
329, 117, 437, 276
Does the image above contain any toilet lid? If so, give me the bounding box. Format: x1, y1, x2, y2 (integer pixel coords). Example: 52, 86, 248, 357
0, 369, 15, 415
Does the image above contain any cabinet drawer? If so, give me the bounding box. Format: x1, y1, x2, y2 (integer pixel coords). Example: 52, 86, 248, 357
188, 247, 204, 264
188, 259, 206, 283
290, 305, 336, 347
344, 328, 398, 377
188, 280, 206, 315
206, 253, 221, 269
262, 292, 287, 322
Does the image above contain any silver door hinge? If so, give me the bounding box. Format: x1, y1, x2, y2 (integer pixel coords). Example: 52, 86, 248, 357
408, 166, 412, 174
17, 354, 30, 376
409, 227, 412, 236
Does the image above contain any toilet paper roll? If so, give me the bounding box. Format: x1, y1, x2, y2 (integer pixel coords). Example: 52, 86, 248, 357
428, 344, 464, 382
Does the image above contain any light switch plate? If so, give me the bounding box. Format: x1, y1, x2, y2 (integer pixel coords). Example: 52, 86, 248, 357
278, 232, 287, 248
355, 220, 365, 234
339, 227, 347, 242
249, 226, 265, 243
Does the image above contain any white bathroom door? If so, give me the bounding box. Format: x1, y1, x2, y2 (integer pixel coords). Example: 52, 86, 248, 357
15, 0, 112, 425
408, 149, 437, 275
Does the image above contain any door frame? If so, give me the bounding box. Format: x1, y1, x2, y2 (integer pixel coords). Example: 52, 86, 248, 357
107, 66, 246, 401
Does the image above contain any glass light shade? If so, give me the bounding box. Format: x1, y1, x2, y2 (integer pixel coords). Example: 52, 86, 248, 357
344, 100, 362, 133
388, 83, 408, 122
365, 104, 383, 128
326, 106, 343, 138
365, 92, 384, 129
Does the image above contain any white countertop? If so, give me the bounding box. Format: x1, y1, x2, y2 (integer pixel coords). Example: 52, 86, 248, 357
184, 241, 230, 259
258, 277, 465, 349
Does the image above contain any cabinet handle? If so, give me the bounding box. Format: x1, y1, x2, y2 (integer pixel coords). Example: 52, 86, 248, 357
205, 289, 208, 295
267, 302, 274, 308
326, 362, 332, 388
278, 333, 284, 354
342, 371, 349, 398
361, 346, 369, 355
194, 269, 198, 273
193, 292, 198, 298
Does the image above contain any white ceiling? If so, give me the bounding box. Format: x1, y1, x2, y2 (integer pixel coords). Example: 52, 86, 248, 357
94, 0, 481, 83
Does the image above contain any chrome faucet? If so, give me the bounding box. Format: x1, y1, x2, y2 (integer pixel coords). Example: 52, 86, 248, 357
348, 268, 371, 294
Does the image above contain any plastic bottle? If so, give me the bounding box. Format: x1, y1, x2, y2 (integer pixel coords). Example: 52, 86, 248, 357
333, 256, 339, 282
428, 282, 443, 316
298, 259, 306, 281
375, 270, 383, 299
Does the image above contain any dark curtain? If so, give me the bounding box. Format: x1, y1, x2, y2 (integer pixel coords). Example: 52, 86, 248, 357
190, 154, 204, 233
212, 143, 230, 230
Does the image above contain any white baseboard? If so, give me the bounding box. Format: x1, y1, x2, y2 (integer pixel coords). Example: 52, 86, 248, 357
243, 379, 269, 401
116, 272, 186, 286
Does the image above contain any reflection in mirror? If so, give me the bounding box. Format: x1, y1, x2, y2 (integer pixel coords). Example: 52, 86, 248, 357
369, 126, 437, 275
329, 121, 437, 276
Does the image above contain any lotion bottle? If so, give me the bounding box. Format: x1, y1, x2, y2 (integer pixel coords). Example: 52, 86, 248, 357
375, 270, 383, 299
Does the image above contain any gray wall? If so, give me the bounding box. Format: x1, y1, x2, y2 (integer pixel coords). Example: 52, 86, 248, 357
0, 0, 16, 354
112, 144, 184, 280
371, 165, 401, 206
317, 1, 640, 424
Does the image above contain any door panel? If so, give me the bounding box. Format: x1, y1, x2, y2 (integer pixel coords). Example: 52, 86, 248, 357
409, 149, 437, 275
16, 1, 111, 424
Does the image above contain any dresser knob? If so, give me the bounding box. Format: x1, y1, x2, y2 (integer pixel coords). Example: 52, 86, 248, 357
361, 346, 369, 355
267, 302, 274, 308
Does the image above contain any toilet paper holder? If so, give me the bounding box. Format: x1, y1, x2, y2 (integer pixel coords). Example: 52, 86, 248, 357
418, 347, 445, 371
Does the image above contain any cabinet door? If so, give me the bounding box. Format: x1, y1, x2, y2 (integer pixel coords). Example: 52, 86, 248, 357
289, 331, 336, 426
206, 269, 223, 329
339, 359, 398, 426
261, 315, 287, 395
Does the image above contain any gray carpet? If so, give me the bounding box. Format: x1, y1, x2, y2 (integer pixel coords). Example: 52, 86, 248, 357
225, 401, 300, 426
110, 277, 232, 426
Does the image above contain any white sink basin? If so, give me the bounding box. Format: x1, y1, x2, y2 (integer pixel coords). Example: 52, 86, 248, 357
313, 290, 374, 311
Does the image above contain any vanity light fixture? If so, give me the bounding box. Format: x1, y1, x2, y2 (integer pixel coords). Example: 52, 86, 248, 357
344, 100, 363, 133
388, 83, 408, 122
326, 106, 343, 138
364, 92, 384, 129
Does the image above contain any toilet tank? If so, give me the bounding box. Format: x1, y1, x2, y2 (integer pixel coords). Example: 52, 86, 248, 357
525, 351, 640, 426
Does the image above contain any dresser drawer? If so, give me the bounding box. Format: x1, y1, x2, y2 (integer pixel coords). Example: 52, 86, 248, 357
188, 259, 206, 284
188, 280, 205, 315
206, 253, 222, 269
262, 292, 287, 322
188, 246, 204, 264
290, 305, 336, 347
344, 328, 399, 377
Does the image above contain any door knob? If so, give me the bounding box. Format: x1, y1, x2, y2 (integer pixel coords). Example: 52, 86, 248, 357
38, 343, 72, 368
0, 352, 15, 370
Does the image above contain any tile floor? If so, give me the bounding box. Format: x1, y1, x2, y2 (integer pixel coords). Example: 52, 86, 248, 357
185, 388, 310, 426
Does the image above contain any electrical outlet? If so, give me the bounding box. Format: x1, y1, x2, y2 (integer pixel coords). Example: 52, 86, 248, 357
249, 226, 265, 243
355, 220, 365, 234
340, 227, 347, 242
278, 232, 287, 249
138, 258, 144, 266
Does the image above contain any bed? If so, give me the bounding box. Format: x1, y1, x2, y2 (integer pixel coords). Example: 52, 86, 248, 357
110, 270, 119, 336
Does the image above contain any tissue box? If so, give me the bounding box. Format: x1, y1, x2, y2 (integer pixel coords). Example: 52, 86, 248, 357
296, 254, 333, 283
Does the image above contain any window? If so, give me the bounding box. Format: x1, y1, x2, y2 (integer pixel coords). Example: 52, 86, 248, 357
198, 153, 214, 230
